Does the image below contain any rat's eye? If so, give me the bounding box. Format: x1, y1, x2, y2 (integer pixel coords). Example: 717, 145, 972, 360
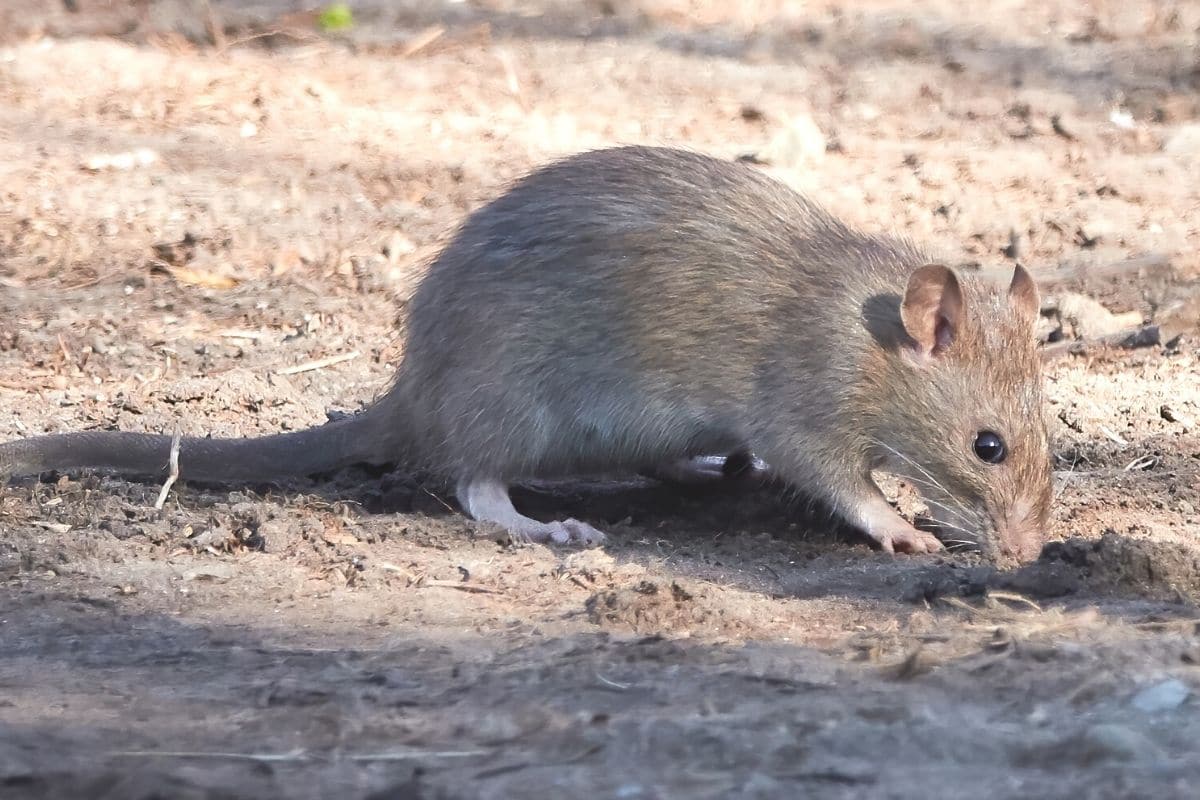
973, 431, 1007, 464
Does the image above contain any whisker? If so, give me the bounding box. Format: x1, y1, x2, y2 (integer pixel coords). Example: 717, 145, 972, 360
925, 518, 977, 538
895, 485, 974, 528
1053, 453, 1080, 503
890, 477, 973, 519
892, 472, 965, 507
871, 441, 977, 524
915, 495, 975, 527
871, 440, 952, 497
913, 512, 977, 540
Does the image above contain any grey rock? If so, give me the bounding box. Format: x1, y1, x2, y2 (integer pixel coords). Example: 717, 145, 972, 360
1131, 679, 1191, 713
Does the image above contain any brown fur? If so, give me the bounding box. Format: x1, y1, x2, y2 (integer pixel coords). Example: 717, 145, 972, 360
0, 146, 1053, 562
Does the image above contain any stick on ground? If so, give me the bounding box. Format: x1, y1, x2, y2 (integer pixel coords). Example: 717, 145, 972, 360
154, 431, 182, 510
276, 351, 361, 375
1041, 324, 1161, 360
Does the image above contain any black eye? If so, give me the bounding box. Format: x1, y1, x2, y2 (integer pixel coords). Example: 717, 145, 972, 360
973, 431, 1007, 464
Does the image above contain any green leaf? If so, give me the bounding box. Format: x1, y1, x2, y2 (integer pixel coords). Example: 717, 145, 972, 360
318, 3, 355, 32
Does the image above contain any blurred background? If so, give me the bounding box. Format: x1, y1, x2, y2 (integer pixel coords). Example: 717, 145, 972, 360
3, 1, 1199, 303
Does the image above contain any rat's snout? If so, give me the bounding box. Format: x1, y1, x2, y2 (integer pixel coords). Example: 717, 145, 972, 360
997, 523, 1043, 564
995, 497, 1047, 565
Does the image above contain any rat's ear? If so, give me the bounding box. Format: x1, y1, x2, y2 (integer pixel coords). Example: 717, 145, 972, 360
1008, 263, 1040, 319
901, 264, 963, 357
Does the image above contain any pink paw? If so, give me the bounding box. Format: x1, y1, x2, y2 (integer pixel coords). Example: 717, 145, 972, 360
873, 527, 944, 555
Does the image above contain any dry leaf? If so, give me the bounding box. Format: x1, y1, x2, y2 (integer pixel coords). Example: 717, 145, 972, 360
159, 265, 240, 289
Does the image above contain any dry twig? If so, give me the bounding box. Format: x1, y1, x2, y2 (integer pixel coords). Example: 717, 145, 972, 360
1041, 324, 1161, 360
422, 579, 499, 594
974, 252, 1172, 287
276, 351, 360, 375
154, 432, 182, 510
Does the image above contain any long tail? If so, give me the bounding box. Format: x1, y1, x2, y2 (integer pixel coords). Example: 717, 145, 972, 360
0, 402, 401, 484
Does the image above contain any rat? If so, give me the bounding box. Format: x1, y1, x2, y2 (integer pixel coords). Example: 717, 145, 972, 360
0, 146, 1053, 563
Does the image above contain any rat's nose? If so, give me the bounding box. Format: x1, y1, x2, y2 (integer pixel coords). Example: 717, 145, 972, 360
998, 524, 1044, 563
996, 497, 1047, 564
998, 531, 1042, 564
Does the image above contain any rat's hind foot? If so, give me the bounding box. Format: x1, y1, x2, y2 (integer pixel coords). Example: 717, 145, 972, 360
642, 450, 766, 485
641, 456, 727, 485
529, 517, 607, 546
457, 478, 606, 547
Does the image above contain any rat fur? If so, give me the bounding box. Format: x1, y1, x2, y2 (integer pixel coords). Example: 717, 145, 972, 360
0, 146, 1053, 563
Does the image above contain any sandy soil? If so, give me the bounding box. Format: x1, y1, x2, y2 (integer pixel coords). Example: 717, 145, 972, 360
1, 1, 1199, 798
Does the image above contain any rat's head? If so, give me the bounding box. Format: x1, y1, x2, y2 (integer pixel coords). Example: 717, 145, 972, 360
865, 263, 1052, 565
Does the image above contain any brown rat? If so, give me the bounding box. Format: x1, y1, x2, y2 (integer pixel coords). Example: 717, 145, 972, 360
0, 146, 1053, 563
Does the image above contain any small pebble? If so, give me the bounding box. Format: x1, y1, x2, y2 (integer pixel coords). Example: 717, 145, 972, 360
757, 113, 827, 167
1130, 678, 1190, 713
1160, 405, 1194, 427
1164, 122, 1200, 156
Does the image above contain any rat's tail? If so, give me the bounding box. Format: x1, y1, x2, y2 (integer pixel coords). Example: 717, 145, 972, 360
0, 400, 404, 485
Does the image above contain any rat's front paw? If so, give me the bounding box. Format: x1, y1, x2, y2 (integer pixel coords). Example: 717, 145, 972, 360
870, 526, 944, 555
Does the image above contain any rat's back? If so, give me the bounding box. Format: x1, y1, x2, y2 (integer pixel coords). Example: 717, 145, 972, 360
394, 146, 925, 481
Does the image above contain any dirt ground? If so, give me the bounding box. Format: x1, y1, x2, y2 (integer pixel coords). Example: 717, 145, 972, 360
1, 1, 1199, 798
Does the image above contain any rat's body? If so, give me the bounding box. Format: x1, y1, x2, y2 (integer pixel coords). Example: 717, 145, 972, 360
0, 146, 1053, 563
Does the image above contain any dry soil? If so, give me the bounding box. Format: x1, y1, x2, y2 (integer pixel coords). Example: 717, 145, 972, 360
1, 2, 1199, 798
